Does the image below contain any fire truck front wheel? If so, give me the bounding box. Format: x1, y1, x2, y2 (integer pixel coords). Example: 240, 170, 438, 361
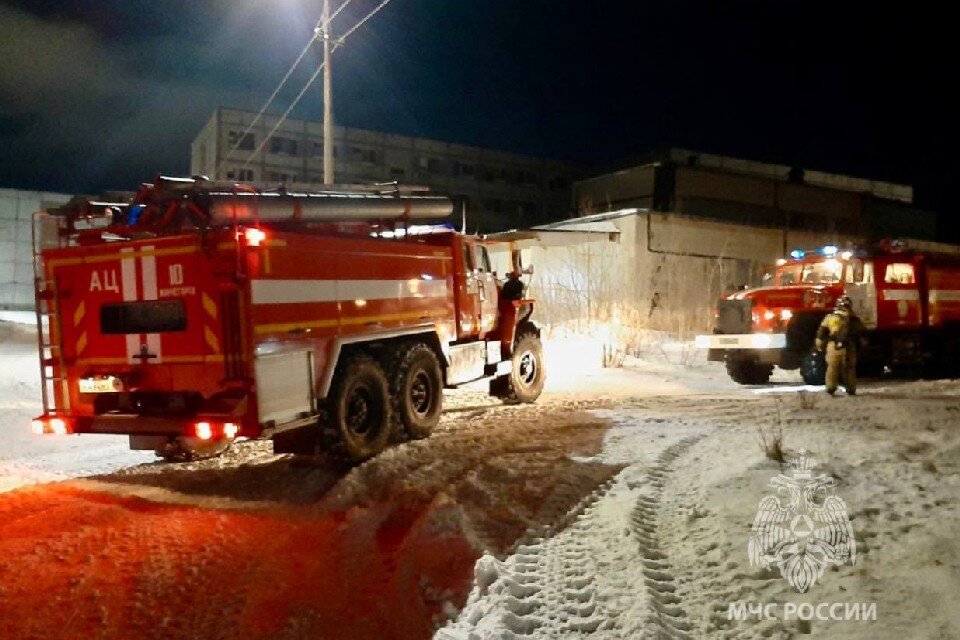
725, 353, 774, 385
329, 354, 392, 462
492, 330, 546, 404
389, 343, 443, 439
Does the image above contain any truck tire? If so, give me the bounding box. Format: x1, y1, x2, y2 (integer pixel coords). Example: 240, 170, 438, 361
328, 354, 392, 462
491, 328, 546, 404
725, 354, 774, 385
155, 437, 231, 462
800, 350, 827, 385
388, 342, 443, 439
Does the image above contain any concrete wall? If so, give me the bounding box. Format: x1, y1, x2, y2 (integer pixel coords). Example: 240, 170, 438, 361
0, 189, 71, 309
524, 210, 862, 338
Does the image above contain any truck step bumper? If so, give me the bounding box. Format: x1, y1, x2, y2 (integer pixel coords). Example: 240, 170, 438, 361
695, 333, 787, 350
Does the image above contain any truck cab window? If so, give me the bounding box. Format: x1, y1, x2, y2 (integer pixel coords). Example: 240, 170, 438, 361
463, 243, 475, 273
478, 246, 492, 273
884, 263, 915, 284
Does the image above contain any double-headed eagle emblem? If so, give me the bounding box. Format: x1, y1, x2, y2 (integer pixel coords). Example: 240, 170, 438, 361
747, 451, 856, 592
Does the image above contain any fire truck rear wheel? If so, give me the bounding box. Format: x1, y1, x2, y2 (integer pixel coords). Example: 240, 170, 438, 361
389, 343, 443, 439
725, 354, 774, 385
329, 354, 392, 462
495, 330, 546, 404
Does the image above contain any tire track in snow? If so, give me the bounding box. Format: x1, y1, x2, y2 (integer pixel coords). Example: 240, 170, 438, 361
437, 411, 711, 639
630, 434, 704, 639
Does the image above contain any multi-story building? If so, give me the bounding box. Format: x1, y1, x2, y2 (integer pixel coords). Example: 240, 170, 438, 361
190, 108, 582, 232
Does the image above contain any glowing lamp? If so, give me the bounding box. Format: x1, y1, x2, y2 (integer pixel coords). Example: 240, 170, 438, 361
776, 258, 787, 266
244, 228, 267, 247
49, 418, 69, 435
224, 422, 240, 439
822, 245, 838, 256
194, 421, 213, 441
790, 249, 805, 260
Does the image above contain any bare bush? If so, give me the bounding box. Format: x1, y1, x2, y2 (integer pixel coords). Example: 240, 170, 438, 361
756, 399, 786, 467
797, 390, 818, 410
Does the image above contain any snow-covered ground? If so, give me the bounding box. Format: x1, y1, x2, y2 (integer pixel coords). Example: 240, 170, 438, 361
1, 316, 959, 639
0, 315, 153, 492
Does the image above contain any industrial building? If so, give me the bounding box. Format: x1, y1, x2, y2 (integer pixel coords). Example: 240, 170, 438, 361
573, 148, 938, 243
189, 107, 583, 232
0, 188, 71, 309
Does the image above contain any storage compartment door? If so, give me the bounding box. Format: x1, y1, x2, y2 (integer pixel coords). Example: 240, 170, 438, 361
255, 350, 314, 425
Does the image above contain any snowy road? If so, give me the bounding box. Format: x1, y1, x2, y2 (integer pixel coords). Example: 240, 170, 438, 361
0, 318, 153, 492
2, 317, 959, 639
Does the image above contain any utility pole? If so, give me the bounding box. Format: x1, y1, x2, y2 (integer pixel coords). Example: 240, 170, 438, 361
322, 0, 335, 184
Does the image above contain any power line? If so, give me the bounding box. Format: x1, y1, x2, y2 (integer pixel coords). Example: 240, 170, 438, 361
215, 0, 355, 175
240, 0, 397, 172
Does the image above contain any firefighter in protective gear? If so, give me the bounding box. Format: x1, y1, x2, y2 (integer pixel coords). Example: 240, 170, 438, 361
815, 295, 865, 395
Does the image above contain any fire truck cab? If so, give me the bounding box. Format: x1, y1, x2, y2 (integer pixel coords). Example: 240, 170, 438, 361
696, 244, 960, 384
30, 177, 546, 462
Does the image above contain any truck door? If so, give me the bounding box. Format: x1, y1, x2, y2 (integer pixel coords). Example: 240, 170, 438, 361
456, 239, 481, 337
475, 244, 498, 335
876, 258, 922, 328
844, 259, 878, 329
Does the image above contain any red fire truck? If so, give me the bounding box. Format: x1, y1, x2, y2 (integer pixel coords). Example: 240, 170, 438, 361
30, 176, 545, 461
696, 243, 960, 385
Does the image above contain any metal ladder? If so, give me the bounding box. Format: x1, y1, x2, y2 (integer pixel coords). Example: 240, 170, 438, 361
31, 211, 69, 416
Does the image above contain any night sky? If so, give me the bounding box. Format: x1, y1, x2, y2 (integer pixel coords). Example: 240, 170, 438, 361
0, 1, 954, 222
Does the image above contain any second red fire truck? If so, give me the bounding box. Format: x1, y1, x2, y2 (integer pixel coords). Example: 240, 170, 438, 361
30, 176, 546, 461
697, 243, 960, 385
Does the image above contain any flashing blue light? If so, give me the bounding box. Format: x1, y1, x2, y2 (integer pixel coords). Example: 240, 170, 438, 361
128, 204, 145, 225
821, 245, 838, 256
789, 249, 805, 260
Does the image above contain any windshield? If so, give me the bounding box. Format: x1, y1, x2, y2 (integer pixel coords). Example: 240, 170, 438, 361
778, 259, 842, 285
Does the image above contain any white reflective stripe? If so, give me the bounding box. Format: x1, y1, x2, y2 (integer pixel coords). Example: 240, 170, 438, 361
929, 289, 960, 303
694, 333, 787, 349
120, 248, 139, 364
251, 279, 449, 305
881, 289, 920, 301
140, 246, 162, 363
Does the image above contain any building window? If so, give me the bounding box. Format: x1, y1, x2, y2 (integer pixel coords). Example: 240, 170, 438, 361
269, 136, 299, 156
267, 171, 296, 183
418, 156, 441, 173
230, 168, 255, 182
454, 162, 475, 178
350, 147, 378, 164
227, 131, 255, 151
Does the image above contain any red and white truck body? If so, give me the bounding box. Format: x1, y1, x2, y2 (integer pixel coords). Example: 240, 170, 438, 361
31, 177, 543, 460
696, 244, 960, 384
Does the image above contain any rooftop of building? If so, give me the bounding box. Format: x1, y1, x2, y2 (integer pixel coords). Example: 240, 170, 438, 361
577, 147, 913, 204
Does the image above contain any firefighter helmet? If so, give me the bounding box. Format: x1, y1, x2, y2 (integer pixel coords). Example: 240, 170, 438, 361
836, 295, 853, 311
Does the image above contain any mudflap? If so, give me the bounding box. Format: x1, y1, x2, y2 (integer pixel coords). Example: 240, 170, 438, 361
129, 435, 170, 451
272, 425, 321, 455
